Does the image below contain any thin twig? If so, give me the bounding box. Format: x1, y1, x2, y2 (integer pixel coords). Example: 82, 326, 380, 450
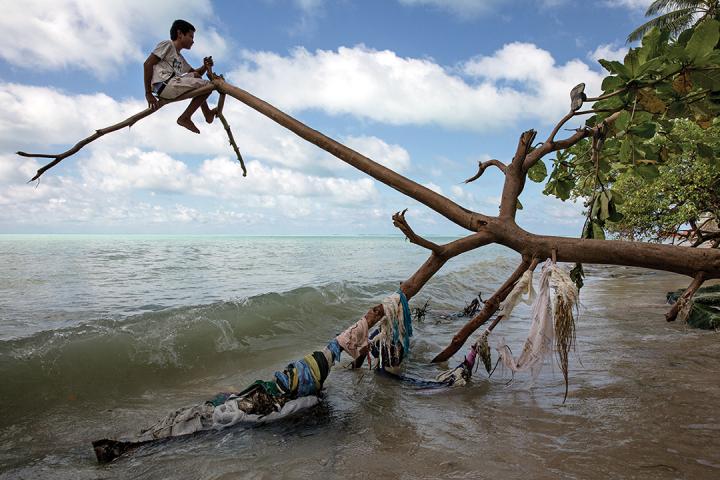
215, 93, 247, 176
464, 159, 507, 183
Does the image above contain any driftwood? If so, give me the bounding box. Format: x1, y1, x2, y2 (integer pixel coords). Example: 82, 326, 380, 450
16, 71, 720, 364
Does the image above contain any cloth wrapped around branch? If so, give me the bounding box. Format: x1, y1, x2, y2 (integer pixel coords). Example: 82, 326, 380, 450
93, 290, 462, 463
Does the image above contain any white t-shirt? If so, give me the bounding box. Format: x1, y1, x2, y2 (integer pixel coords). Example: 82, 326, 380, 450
150, 40, 192, 85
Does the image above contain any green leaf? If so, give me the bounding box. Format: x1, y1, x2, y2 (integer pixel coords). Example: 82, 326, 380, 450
516, 199, 523, 211
601, 75, 625, 92
686, 19, 720, 61
599, 59, 631, 79
633, 163, 660, 179
620, 137, 633, 162
527, 160, 548, 183
594, 94, 626, 110
638, 27, 666, 62
599, 191, 610, 221
591, 194, 600, 218
697, 143, 714, 160
636, 56, 665, 77
556, 180, 574, 201
628, 123, 657, 139
677, 28, 694, 47
569, 263, 585, 291
608, 210, 625, 222
592, 222, 606, 240
615, 110, 631, 132
624, 49, 640, 77
690, 69, 720, 91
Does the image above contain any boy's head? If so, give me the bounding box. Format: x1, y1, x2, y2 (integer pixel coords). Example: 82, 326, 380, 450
170, 19, 196, 48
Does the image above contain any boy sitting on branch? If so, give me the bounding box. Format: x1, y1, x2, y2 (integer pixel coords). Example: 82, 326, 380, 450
144, 19, 216, 133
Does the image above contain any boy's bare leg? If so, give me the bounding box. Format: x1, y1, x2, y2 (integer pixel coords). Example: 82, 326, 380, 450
177, 93, 211, 134
200, 101, 217, 124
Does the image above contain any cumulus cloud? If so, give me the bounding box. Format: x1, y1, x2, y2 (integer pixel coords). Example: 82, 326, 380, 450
1, 82, 408, 176
229, 43, 604, 131
0, 0, 223, 78
589, 43, 629, 63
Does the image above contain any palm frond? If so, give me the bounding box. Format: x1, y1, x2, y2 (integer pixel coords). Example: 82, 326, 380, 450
645, 1, 713, 16
627, 7, 698, 42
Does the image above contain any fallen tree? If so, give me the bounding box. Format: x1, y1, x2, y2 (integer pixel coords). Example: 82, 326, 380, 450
18, 22, 720, 372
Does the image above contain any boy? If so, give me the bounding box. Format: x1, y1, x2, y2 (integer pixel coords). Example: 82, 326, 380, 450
144, 19, 216, 133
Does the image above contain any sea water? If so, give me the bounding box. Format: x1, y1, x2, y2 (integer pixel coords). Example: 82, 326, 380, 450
0, 235, 718, 479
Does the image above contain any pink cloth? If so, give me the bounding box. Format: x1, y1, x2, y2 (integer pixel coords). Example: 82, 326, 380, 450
465, 346, 477, 368
336, 316, 369, 359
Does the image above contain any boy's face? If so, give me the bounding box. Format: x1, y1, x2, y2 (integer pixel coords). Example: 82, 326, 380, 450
177, 30, 195, 50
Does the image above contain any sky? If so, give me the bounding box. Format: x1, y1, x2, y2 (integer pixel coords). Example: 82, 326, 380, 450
0, 0, 655, 235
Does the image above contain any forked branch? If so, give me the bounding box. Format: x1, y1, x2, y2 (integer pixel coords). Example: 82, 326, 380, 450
19, 84, 217, 182
392, 209, 442, 254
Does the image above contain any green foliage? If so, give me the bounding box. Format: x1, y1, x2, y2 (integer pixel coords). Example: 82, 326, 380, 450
543, 20, 720, 244
527, 159, 548, 182
607, 120, 720, 242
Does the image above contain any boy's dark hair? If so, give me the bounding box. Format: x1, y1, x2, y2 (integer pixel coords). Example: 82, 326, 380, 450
170, 19, 195, 40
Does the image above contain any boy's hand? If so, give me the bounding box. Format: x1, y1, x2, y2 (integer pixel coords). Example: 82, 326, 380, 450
145, 92, 159, 110
203, 56, 214, 68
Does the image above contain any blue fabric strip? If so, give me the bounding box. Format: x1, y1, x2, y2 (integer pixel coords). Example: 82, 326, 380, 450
397, 290, 413, 354
326, 338, 342, 363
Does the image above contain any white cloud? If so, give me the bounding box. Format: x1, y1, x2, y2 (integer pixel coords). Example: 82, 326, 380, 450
0, 0, 222, 78
229, 43, 604, 131
343, 136, 411, 173
1, 150, 381, 230
604, 0, 653, 11
0, 82, 404, 177
589, 43, 629, 63
397, 0, 501, 18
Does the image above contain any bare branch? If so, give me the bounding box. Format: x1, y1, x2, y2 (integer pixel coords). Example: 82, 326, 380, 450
666, 271, 706, 322
432, 255, 533, 363
19, 84, 217, 182
392, 209, 442, 254
585, 87, 628, 102
464, 159, 507, 183
215, 93, 247, 176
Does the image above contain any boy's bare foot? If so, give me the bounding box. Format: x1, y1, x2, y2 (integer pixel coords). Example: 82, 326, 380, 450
177, 117, 200, 134
204, 108, 218, 124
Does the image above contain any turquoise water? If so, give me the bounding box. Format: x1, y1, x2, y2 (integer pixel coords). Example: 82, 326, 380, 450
1, 235, 719, 479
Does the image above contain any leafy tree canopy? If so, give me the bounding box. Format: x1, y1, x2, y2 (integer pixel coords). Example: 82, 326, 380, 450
531, 20, 720, 249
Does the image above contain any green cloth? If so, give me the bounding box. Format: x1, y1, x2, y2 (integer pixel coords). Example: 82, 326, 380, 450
237, 379, 284, 398
667, 284, 720, 329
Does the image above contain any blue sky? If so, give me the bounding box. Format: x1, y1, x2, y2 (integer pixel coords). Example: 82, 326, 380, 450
0, 0, 653, 235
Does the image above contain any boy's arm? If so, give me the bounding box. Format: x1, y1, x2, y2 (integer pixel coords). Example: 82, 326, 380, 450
189, 56, 213, 77
143, 53, 160, 110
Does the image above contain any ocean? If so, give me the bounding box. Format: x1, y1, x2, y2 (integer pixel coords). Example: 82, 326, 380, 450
0, 235, 718, 479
